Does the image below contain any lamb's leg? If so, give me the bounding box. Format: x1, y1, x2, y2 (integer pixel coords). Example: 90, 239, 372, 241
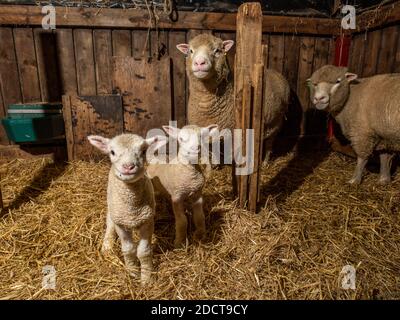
378, 153, 393, 185
348, 157, 368, 185
137, 220, 154, 285
172, 199, 187, 248
192, 196, 206, 242
114, 224, 139, 278
101, 212, 116, 253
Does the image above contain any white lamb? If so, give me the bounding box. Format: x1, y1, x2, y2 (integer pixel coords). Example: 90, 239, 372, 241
146, 124, 218, 248
88, 133, 165, 284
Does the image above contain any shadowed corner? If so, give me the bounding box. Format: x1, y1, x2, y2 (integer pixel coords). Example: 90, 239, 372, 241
1, 161, 67, 217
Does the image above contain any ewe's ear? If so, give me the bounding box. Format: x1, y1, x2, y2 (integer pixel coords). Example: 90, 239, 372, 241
143, 135, 168, 151
223, 40, 234, 52
345, 72, 358, 83
87, 135, 109, 154
162, 125, 180, 139
176, 43, 190, 55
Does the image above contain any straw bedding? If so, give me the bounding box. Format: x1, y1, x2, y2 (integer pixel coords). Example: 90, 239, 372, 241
0, 151, 399, 299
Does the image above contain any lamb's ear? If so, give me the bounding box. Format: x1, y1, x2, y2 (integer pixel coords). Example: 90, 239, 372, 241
162, 125, 180, 139
223, 40, 234, 52
345, 72, 358, 83
142, 135, 168, 151
176, 43, 190, 55
87, 135, 109, 154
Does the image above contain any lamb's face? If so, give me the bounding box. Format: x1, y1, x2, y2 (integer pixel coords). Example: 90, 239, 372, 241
176, 34, 234, 80
163, 124, 219, 164
88, 134, 164, 183
308, 65, 358, 112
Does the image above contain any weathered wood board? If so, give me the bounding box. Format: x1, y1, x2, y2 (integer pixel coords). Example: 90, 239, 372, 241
112, 57, 172, 137
62, 95, 123, 160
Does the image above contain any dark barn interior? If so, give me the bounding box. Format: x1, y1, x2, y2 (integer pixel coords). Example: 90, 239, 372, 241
0, 1, 399, 300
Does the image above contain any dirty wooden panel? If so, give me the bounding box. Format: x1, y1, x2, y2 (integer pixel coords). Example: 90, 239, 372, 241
377, 26, 399, 74
62, 95, 74, 161
283, 35, 300, 91
74, 29, 96, 96
56, 29, 78, 95
168, 31, 186, 127
67, 95, 123, 160
112, 57, 172, 137
0, 89, 7, 145
268, 35, 285, 74
348, 34, 366, 74
262, 34, 270, 67
132, 30, 150, 60
297, 36, 315, 112
112, 30, 132, 57
93, 29, 113, 94
34, 28, 62, 102
362, 29, 382, 77
0, 28, 21, 143
13, 28, 41, 103
313, 38, 330, 70
150, 30, 169, 60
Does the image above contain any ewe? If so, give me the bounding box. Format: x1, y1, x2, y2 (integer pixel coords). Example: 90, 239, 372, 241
177, 33, 290, 161
88, 133, 165, 284
309, 65, 400, 184
147, 124, 218, 248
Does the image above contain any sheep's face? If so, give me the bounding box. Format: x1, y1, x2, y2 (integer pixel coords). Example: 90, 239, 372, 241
163, 124, 219, 164
176, 34, 234, 81
308, 65, 358, 112
88, 134, 165, 183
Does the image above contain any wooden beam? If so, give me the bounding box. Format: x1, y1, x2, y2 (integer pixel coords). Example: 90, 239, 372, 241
0, 5, 341, 35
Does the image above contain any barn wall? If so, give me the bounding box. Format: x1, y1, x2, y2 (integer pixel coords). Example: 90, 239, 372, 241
348, 24, 400, 76
0, 25, 336, 146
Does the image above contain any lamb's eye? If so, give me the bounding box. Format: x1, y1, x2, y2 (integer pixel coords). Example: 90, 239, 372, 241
190, 49, 193, 54
336, 78, 342, 83
214, 48, 221, 55
110, 150, 115, 156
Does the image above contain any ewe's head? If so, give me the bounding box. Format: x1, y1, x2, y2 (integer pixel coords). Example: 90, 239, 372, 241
176, 34, 234, 81
163, 124, 219, 164
308, 65, 358, 112
88, 134, 165, 183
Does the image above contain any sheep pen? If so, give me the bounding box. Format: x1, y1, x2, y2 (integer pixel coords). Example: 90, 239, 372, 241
0, 152, 399, 300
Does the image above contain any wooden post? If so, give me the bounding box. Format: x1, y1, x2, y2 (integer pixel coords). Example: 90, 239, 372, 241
234, 2, 263, 211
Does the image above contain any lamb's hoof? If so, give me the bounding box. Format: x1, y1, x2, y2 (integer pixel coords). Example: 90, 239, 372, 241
101, 241, 113, 254
378, 176, 391, 185
174, 239, 186, 249
140, 273, 154, 286
127, 266, 141, 279
193, 230, 206, 243
348, 177, 361, 185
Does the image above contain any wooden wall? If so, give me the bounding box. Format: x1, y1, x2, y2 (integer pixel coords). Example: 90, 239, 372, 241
348, 25, 400, 76
0, 25, 336, 146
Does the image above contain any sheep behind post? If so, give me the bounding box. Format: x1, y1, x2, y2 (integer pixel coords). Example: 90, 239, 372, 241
308, 65, 400, 184
88, 133, 165, 284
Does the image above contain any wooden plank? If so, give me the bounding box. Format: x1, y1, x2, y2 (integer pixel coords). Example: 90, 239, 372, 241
348, 34, 366, 75
362, 29, 382, 77
283, 35, 300, 91
297, 37, 315, 112
313, 38, 330, 71
112, 57, 172, 137
132, 30, 150, 60
262, 34, 270, 67
62, 95, 74, 161
74, 29, 96, 96
13, 28, 41, 103
377, 26, 399, 74
0, 5, 342, 35
0, 88, 8, 145
395, 26, 400, 73
356, 1, 400, 32
268, 35, 285, 74
248, 64, 264, 212
150, 29, 169, 60
112, 30, 132, 57
168, 31, 186, 128
33, 28, 62, 102
93, 29, 113, 94
234, 2, 262, 209
328, 37, 336, 65
56, 29, 78, 95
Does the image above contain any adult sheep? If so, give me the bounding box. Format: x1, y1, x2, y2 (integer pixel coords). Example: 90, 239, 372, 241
176, 34, 290, 162
308, 65, 400, 185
